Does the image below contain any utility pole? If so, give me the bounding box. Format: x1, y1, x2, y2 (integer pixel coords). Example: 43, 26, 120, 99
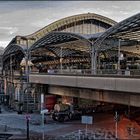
20, 36, 35, 140
25, 39, 29, 113
114, 111, 120, 140
115, 112, 118, 139
10, 54, 12, 107
60, 47, 63, 73
25, 115, 30, 140
118, 39, 121, 74
91, 42, 97, 75
24, 38, 30, 140
20, 37, 35, 113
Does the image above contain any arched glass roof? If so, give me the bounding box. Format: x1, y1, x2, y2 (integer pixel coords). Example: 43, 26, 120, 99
3, 44, 25, 61
30, 31, 93, 50
30, 31, 92, 57
93, 13, 140, 51
26, 13, 116, 40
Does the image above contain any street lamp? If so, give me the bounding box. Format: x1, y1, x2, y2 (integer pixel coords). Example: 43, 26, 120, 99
91, 42, 97, 75
60, 47, 63, 73
20, 37, 35, 113
20, 57, 34, 110
118, 39, 124, 74
20, 37, 35, 140
9, 54, 13, 107
118, 39, 121, 72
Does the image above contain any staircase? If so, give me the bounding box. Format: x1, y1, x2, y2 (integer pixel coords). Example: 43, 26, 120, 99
23, 93, 38, 113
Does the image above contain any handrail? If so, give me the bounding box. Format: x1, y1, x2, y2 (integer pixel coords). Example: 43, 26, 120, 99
30, 69, 140, 78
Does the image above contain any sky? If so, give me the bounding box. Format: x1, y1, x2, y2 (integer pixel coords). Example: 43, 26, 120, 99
0, 1, 140, 48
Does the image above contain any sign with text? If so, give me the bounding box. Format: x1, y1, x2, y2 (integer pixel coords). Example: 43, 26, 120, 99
41, 94, 44, 104
82, 116, 93, 124
25, 115, 31, 120
41, 94, 44, 110
41, 109, 48, 114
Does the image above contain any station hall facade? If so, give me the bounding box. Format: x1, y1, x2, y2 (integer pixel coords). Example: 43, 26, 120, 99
2, 12, 140, 112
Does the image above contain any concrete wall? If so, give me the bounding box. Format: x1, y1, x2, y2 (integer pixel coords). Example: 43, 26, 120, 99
30, 74, 140, 93
48, 85, 140, 107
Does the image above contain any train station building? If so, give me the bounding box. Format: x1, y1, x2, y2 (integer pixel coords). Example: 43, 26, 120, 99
2, 12, 140, 112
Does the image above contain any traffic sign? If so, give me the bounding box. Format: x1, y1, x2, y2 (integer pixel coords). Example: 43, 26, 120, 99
41, 109, 48, 114
82, 116, 93, 124
25, 115, 31, 120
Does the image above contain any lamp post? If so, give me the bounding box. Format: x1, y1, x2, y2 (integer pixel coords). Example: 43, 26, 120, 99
118, 39, 124, 75
60, 47, 63, 73
10, 54, 13, 107
91, 42, 97, 75
118, 39, 121, 73
20, 39, 29, 113
20, 37, 35, 140
20, 37, 35, 113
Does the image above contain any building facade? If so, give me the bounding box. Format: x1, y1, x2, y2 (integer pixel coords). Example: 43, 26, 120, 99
1, 13, 118, 111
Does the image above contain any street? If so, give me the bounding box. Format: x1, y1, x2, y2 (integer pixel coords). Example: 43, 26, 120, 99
0, 105, 140, 139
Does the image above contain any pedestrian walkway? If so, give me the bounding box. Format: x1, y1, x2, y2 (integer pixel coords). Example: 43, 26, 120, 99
58, 129, 115, 140
0, 107, 140, 139
0, 105, 15, 114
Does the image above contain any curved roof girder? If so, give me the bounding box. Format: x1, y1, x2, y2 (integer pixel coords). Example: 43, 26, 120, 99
98, 38, 138, 51
93, 12, 140, 51
30, 31, 92, 52
26, 13, 117, 40
3, 44, 26, 62
44, 47, 84, 58
103, 49, 140, 59
37, 56, 89, 66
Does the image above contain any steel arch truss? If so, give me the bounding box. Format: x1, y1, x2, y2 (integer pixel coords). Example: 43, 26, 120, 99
3, 44, 25, 70
26, 13, 116, 43
30, 31, 92, 67
93, 13, 140, 51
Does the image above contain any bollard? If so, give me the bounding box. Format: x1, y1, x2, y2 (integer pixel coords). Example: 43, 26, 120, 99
78, 130, 81, 140
27, 119, 29, 140
4, 125, 7, 132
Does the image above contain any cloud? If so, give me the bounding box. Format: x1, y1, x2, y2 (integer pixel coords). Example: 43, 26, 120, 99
111, 5, 119, 9
0, 1, 140, 47
0, 27, 13, 30
0, 41, 10, 48
9, 27, 18, 35
0, 27, 18, 35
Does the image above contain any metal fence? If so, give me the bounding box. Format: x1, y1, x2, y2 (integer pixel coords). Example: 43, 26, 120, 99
31, 69, 140, 77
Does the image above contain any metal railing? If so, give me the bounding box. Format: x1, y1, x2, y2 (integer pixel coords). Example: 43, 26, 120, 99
30, 69, 140, 77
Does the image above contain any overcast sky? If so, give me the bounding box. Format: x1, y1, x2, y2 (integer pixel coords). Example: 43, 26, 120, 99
0, 1, 140, 48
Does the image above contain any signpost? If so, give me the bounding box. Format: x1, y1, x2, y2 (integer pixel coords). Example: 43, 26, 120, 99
41, 93, 44, 110
114, 111, 120, 140
41, 109, 48, 140
82, 116, 93, 138
25, 115, 31, 140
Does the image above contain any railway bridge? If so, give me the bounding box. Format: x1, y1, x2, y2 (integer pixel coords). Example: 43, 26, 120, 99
30, 72, 140, 107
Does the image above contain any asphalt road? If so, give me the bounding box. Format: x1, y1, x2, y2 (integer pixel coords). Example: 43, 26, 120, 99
0, 106, 140, 139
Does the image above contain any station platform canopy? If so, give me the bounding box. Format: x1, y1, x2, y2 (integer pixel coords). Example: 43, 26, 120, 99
3, 12, 140, 70
93, 13, 140, 54
30, 31, 103, 55
29, 31, 103, 65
